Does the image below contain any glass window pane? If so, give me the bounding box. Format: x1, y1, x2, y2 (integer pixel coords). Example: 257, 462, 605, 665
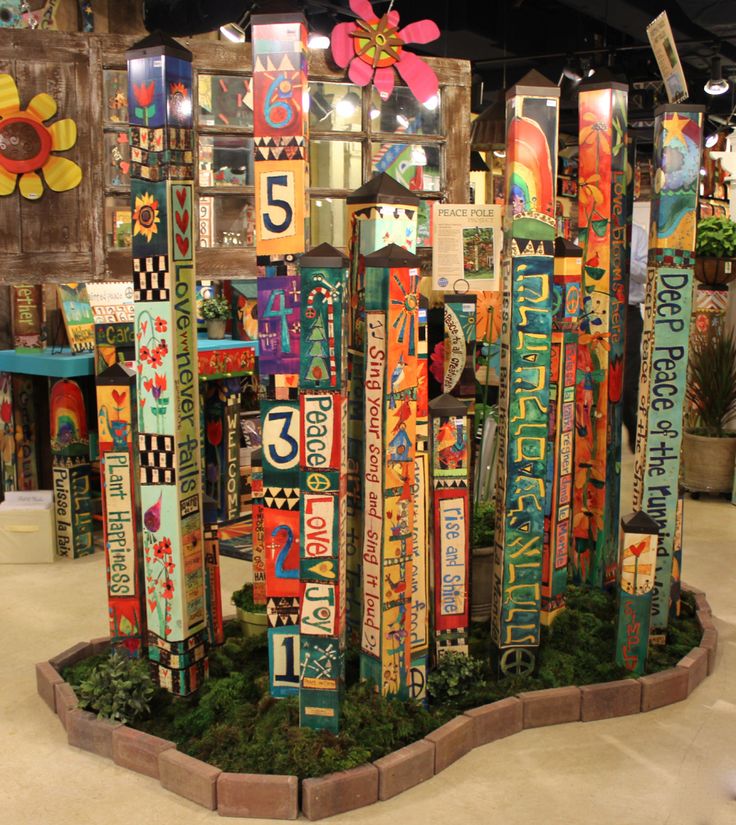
104, 70, 128, 124
104, 132, 130, 188
199, 135, 254, 186
310, 197, 347, 248
369, 87, 440, 135
200, 195, 256, 248
309, 82, 362, 132
198, 74, 253, 128
105, 196, 131, 248
309, 140, 362, 190
370, 141, 442, 192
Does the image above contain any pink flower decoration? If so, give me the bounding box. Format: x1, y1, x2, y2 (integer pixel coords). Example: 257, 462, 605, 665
331, 0, 440, 103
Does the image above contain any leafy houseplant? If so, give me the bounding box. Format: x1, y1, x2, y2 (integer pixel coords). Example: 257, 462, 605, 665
76, 651, 155, 723
682, 328, 736, 493
470, 499, 496, 623
694, 216, 736, 286
201, 295, 230, 340
232, 583, 268, 638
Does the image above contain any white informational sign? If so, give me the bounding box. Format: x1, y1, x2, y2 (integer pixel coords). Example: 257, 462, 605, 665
86, 281, 135, 323
647, 12, 689, 103
432, 203, 503, 292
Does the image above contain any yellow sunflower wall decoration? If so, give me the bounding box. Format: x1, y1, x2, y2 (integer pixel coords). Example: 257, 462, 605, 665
0, 73, 82, 201
132, 192, 160, 242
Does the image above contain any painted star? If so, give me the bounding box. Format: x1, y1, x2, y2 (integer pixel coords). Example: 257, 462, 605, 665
663, 112, 689, 146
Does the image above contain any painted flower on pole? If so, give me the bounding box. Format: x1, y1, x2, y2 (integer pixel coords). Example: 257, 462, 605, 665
330, 0, 440, 103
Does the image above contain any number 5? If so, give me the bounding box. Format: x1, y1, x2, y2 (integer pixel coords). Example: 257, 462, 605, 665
263, 173, 293, 235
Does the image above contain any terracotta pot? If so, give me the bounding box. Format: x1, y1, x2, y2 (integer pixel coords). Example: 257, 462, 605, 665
236, 606, 268, 638
694, 257, 736, 286
682, 431, 736, 494
206, 318, 227, 339
470, 545, 493, 623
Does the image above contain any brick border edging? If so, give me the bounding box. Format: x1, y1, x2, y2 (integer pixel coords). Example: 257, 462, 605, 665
37, 590, 717, 821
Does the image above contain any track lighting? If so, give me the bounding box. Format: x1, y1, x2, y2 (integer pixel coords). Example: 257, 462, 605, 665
704, 55, 729, 96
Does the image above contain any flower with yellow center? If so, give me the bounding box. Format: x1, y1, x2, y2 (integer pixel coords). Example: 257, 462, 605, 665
132, 192, 160, 242
0, 74, 82, 201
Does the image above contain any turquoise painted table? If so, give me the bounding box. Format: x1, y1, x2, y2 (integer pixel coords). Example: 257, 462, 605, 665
0, 336, 259, 379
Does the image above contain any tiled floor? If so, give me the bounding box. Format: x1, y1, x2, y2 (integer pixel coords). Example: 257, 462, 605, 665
1, 456, 735, 824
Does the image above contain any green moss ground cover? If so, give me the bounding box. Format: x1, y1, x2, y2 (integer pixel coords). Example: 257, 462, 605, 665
63, 586, 701, 779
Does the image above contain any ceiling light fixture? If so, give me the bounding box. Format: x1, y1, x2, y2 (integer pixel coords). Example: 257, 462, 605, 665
705, 132, 719, 148
308, 32, 330, 50
705, 55, 729, 96
396, 113, 410, 128
423, 94, 439, 111
493, 148, 506, 158
220, 23, 245, 43
335, 91, 361, 118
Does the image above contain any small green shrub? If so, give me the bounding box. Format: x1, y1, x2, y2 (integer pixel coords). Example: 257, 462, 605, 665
200, 295, 230, 320
427, 652, 485, 705
472, 499, 496, 548
77, 651, 155, 723
695, 216, 736, 258
232, 583, 267, 613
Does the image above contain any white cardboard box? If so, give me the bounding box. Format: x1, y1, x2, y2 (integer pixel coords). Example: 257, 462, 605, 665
0, 491, 56, 564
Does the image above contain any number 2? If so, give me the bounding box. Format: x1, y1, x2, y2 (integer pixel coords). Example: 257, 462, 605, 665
272, 524, 298, 579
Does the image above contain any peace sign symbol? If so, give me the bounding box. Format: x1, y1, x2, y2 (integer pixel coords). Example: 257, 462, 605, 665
500, 648, 535, 677
408, 666, 426, 700
306, 472, 330, 492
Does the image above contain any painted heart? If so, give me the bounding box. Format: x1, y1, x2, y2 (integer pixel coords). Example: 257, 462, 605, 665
176, 234, 189, 256
176, 187, 187, 207
175, 210, 189, 232
630, 539, 647, 558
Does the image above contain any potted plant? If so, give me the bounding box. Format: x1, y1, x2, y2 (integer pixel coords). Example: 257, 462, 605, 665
683, 328, 736, 494
201, 295, 230, 339
694, 216, 736, 286
232, 583, 268, 638
470, 498, 496, 623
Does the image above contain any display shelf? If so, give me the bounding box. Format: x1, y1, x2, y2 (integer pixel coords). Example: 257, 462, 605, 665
0, 337, 259, 380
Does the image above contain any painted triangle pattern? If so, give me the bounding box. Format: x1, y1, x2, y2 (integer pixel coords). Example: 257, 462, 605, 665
263, 486, 300, 510
267, 596, 300, 627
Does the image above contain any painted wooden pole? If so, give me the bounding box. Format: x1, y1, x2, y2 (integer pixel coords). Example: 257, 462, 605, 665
0, 372, 17, 493
690, 285, 729, 351
615, 511, 658, 674
12, 375, 38, 491
541, 238, 582, 625
430, 393, 470, 656
632, 105, 703, 639
50, 378, 93, 558
410, 292, 430, 701
360, 244, 420, 697
491, 71, 558, 678
11, 285, 44, 351
252, 13, 308, 698
297, 243, 349, 731
345, 174, 419, 644
97, 363, 146, 654
203, 524, 224, 648
251, 447, 267, 605
127, 33, 208, 695
202, 378, 241, 523
571, 80, 628, 588
443, 295, 477, 403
